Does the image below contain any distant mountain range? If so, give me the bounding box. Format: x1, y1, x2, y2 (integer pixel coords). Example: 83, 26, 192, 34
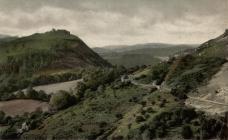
0, 34, 9, 39
93, 43, 198, 68
102, 43, 197, 51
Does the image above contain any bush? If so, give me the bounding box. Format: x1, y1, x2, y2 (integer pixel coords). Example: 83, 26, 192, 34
135, 115, 145, 123
181, 125, 193, 139
0, 111, 5, 124
25, 87, 50, 101
84, 67, 126, 91
50, 91, 77, 110
74, 82, 87, 98
115, 113, 123, 119
26, 87, 39, 99
170, 87, 187, 99
148, 63, 170, 85
1, 127, 18, 139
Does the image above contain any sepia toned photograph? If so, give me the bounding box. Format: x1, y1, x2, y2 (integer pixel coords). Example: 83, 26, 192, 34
0, 0, 227, 139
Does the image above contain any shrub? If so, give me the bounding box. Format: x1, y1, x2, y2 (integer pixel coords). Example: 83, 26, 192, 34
16, 90, 26, 99
0, 111, 5, 123
135, 115, 145, 123
148, 62, 170, 85
50, 91, 76, 110
181, 125, 193, 139
25, 87, 50, 101
84, 67, 125, 91
26, 87, 39, 99
75, 82, 87, 98
156, 126, 166, 138
115, 113, 123, 119
1, 127, 18, 139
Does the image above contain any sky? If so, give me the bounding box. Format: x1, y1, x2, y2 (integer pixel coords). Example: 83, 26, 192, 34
0, 0, 227, 47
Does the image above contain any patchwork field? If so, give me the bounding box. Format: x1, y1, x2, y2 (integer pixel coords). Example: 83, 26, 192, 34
0, 99, 49, 116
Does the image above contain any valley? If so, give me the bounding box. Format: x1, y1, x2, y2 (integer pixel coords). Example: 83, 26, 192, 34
0, 0, 228, 139
0, 29, 228, 139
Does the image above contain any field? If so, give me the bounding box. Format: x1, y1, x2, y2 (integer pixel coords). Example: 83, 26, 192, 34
0, 99, 49, 116
16, 79, 83, 95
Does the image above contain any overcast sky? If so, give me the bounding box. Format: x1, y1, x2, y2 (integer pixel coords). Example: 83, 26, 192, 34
0, 0, 227, 47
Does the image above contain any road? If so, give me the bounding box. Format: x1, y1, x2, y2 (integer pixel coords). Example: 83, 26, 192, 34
188, 96, 228, 106
127, 75, 228, 107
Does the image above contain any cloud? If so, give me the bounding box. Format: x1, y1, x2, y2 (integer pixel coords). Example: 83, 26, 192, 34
0, 0, 227, 47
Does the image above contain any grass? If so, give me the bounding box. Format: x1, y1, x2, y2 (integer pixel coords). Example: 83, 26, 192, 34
110, 91, 180, 139
22, 85, 149, 139
0, 29, 110, 95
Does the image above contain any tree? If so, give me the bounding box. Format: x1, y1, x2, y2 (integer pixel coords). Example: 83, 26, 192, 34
50, 91, 76, 110
75, 82, 87, 99
1, 127, 18, 139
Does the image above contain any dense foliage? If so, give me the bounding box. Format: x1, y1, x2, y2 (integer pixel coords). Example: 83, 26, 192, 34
0, 111, 50, 139
50, 91, 77, 110
128, 107, 226, 139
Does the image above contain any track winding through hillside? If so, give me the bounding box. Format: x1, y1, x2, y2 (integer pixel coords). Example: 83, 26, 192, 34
186, 60, 228, 115
188, 96, 228, 106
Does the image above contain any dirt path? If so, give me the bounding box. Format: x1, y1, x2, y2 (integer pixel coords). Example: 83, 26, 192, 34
187, 96, 228, 106
17, 79, 83, 95
0, 99, 49, 116
186, 62, 228, 115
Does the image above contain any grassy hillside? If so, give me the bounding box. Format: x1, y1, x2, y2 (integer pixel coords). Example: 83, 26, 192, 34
1, 31, 228, 140
94, 44, 197, 68
21, 69, 226, 140
0, 29, 110, 95
135, 30, 228, 98
0, 30, 110, 73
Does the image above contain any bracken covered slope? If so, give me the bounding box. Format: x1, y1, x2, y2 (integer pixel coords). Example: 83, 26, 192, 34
0, 29, 111, 76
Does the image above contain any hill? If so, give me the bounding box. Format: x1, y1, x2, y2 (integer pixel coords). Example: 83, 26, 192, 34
99, 43, 198, 52
0, 29, 110, 95
135, 30, 228, 114
1, 30, 228, 140
183, 29, 228, 115
0, 29, 110, 73
93, 44, 197, 68
0, 34, 11, 39
0, 35, 17, 43
18, 31, 228, 140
